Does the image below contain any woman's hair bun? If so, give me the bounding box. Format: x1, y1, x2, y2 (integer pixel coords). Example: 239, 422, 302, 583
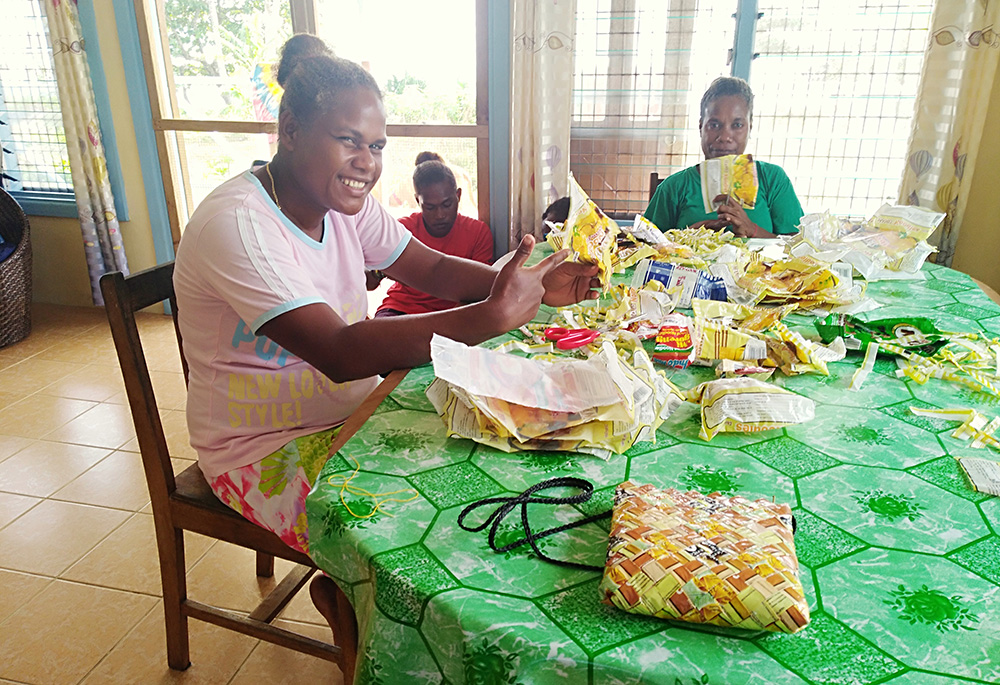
275, 34, 333, 87
414, 151, 444, 166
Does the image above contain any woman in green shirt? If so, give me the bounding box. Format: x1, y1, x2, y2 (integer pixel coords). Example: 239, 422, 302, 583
644, 77, 804, 238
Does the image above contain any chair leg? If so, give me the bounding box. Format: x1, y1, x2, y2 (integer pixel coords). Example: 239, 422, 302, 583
334, 583, 359, 684
256, 551, 275, 578
159, 527, 191, 670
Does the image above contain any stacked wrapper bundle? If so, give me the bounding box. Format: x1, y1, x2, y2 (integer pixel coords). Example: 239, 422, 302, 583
426, 335, 683, 460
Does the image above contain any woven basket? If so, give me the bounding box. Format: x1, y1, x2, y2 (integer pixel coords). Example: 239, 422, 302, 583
0, 188, 32, 348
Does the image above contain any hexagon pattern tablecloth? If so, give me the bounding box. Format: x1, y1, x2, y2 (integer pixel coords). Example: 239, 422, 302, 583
307, 262, 1000, 685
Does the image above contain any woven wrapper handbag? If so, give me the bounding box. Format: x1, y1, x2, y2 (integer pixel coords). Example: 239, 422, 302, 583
599, 481, 810, 633
0, 187, 31, 349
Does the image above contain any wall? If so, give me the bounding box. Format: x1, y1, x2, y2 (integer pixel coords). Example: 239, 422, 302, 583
26, 0, 158, 307
951, 74, 1000, 293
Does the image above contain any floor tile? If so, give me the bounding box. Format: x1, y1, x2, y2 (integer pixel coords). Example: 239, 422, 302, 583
230, 620, 343, 685
150, 370, 188, 411
80, 603, 258, 684
62, 512, 215, 596
0, 579, 156, 685
277, 579, 328, 626
0, 499, 129, 576
0, 394, 97, 439
0, 440, 112, 497
0, 568, 51, 624
160, 409, 197, 460
37, 363, 127, 402
0, 435, 32, 464
186, 541, 301, 613
43, 401, 137, 449
0, 492, 40, 530
0, 357, 88, 394
52, 450, 151, 511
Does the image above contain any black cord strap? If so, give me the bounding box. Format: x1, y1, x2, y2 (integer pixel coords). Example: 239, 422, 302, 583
457, 477, 612, 572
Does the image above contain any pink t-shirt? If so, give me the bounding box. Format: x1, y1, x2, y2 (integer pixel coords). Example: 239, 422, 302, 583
173, 171, 410, 478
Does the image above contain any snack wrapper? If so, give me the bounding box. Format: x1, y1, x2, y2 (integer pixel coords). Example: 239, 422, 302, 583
692, 299, 798, 332
716, 359, 775, 381
694, 318, 769, 363
559, 173, 620, 289
790, 205, 943, 279
653, 314, 695, 368
815, 315, 948, 357
599, 481, 809, 633
685, 377, 816, 441
700, 154, 759, 212
428, 334, 684, 458
632, 260, 727, 309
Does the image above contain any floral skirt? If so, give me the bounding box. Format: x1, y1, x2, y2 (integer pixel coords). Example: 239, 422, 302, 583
208, 427, 340, 555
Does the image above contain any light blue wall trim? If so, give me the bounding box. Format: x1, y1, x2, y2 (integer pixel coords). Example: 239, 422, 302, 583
113, 0, 175, 265
488, 0, 511, 257
731, 0, 758, 81
14, 193, 77, 218
79, 0, 129, 221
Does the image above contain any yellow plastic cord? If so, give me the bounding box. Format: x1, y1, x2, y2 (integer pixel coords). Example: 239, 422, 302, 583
325, 454, 419, 519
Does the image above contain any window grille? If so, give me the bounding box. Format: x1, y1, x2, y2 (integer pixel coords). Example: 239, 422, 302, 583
571, 0, 934, 220
0, 0, 72, 193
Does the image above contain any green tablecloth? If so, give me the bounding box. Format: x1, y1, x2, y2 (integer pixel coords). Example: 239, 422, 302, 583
307, 262, 1000, 684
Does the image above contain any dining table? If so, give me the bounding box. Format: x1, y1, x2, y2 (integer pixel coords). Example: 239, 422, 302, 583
307, 255, 1000, 685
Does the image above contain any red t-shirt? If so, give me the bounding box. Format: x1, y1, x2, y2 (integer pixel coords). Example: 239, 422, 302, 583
379, 213, 494, 315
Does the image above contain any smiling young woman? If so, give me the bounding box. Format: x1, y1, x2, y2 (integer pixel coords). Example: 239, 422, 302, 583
644, 76, 805, 238
171, 34, 600, 643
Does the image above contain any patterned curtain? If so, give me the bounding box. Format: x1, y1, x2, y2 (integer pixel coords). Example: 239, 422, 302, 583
509, 0, 576, 248
900, 0, 1000, 266
43, 0, 128, 304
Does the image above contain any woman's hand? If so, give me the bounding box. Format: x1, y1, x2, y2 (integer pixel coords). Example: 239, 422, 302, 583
483, 235, 574, 331
541, 256, 600, 307
712, 195, 774, 238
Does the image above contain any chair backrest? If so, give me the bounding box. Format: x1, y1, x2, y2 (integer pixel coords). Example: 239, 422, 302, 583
100, 262, 184, 518
649, 172, 664, 201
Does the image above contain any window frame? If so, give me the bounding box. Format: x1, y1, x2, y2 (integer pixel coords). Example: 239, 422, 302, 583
132, 0, 493, 247
4, 0, 129, 220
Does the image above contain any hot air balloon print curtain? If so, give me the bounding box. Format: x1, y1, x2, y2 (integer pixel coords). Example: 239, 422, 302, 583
901, 0, 1000, 266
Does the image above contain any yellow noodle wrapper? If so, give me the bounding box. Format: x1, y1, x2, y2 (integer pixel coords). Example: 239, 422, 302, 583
600, 481, 809, 633
685, 377, 816, 441
694, 318, 769, 362
565, 173, 619, 289
692, 299, 798, 332
700, 154, 759, 212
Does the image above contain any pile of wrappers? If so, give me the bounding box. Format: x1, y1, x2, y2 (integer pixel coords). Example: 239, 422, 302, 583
428, 159, 967, 450
426, 334, 684, 460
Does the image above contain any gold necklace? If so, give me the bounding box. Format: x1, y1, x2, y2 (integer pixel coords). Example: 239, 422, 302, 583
265, 162, 281, 210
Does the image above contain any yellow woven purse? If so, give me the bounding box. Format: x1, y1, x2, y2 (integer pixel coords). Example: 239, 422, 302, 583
599, 481, 809, 633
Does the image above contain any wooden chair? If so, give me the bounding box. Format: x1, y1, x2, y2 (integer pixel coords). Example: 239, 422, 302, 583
649, 172, 664, 201
100, 262, 357, 682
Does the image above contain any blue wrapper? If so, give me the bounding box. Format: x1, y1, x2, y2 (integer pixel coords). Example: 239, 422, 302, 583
632, 260, 727, 309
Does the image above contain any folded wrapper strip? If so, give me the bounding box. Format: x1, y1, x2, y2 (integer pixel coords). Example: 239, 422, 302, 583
599, 482, 810, 633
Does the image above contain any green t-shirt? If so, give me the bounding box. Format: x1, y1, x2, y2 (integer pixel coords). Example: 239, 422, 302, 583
644, 160, 804, 235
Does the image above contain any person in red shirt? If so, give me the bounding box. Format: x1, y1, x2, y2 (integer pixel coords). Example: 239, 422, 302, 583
375, 152, 494, 316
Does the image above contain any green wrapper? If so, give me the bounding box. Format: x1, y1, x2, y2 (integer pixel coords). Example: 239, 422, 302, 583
815, 314, 948, 357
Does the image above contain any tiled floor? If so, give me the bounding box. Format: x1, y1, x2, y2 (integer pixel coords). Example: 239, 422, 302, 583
0, 304, 344, 684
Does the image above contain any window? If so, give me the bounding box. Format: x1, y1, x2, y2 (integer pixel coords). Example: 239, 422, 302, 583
571, 0, 934, 219
0, 0, 128, 218
0, 2, 73, 196
133, 0, 490, 244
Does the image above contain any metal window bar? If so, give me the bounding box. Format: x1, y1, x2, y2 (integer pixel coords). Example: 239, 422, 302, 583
570, 0, 933, 220
571, 0, 733, 216
0, 0, 72, 193
752, 0, 934, 218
